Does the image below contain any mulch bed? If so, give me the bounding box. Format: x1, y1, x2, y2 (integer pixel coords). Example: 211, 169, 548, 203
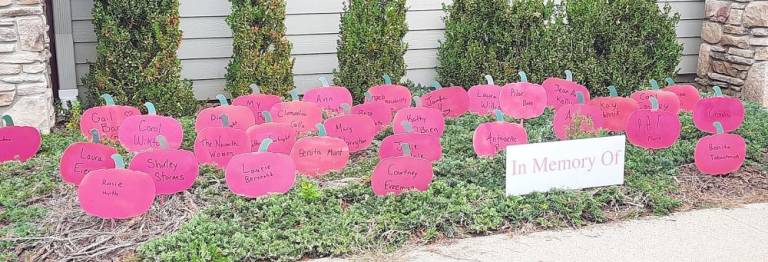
675, 161, 768, 210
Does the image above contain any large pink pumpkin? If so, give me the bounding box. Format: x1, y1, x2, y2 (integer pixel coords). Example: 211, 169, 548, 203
552, 93, 604, 140
694, 123, 746, 175
225, 138, 297, 198
118, 102, 184, 153
246, 111, 296, 154
366, 74, 412, 113
380, 121, 442, 162
194, 115, 251, 169
196, 94, 256, 131
630, 80, 681, 115
302, 77, 354, 116
626, 97, 681, 149
542, 70, 591, 109
467, 75, 501, 115
693, 86, 745, 134
0, 115, 41, 163
59, 130, 117, 185
129, 136, 198, 195
270, 91, 323, 135
77, 154, 156, 219
499, 71, 547, 120
588, 85, 640, 132
290, 124, 350, 176
662, 78, 700, 112
371, 143, 434, 196
473, 110, 529, 157
392, 97, 445, 137
232, 84, 283, 124
352, 97, 392, 132
325, 106, 377, 152
80, 94, 141, 140
421, 81, 469, 118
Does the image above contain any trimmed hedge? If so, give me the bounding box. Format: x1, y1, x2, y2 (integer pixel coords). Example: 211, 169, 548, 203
226, 0, 295, 98
82, 0, 198, 116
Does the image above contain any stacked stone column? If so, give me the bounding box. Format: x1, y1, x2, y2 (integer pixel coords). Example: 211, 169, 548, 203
697, 0, 768, 106
0, 0, 53, 132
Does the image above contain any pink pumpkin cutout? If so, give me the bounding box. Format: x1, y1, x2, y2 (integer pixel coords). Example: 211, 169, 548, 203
302, 77, 354, 116
270, 90, 323, 135
588, 85, 640, 132
473, 110, 529, 157
0, 115, 41, 163
77, 154, 156, 219
194, 114, 251, 169
371, 143, 434, 196
542, 70, 591, 109
325, 104, 377, 152
693, 86, 745, 134
366, 74, 412, 113
626, 96, 682, 149
421, 81, 469, 118
662, 78, 700, 112
352, 93, 393, 132
59, 129, 118, 185
467, 75, 502, 115
694, 122, 746, 175
232, 84, 284, 125
196, 94, 256, 131
225, 138, 297, 198
552, 92, 605, 140
128, 135, 199, 195
630, 80, 681, 115
246, 111, 296, 154
80, 94, 141, 140
380, 121, 442, 162
499, 71, 547, 120
290, 123, 350, 176
118, 102, 184, 153
392, 96, 446, 137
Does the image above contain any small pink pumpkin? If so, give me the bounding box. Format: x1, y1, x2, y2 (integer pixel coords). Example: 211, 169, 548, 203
552, 92, 605, 140
196, 94, 255, 131
467, 75, 501, 115
473, 110, 529, 157
499, 71, 547, 120
77, 154, 156, 219
420, 81, 469, 118
380, 121, 442, 162
59, 129, 118, 185
371, 143, 434, 196
662, 78, 700, 112
542, 70, 591, 109
626, 96, 682, 149
129, 135, 199, 195
302, 77, 354, 116
352, 92, 393, 132
693, 86, 745, 134
80, 94, 141, 140
290, 123, 350, 176
325, 104, 377, 152
630, 80, 681, 115
0, 115, 41, 163
118, 102, 184, 153
588, 85, 640, 133
269, 90, 323, 135
694, 122, 746, 175
194, 114, 251, 169
366, 74, 412, 113
226, 138, 297, 198
246, 111, 296, 154
392, 96, 446, 137
232, 84, 283, 124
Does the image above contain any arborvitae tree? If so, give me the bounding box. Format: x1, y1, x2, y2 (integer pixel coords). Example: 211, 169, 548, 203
226, 0, 295, 98
334, 0, 408, 103
83, 0, 198, 116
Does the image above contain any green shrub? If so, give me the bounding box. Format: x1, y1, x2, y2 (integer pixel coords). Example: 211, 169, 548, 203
334, 0, 408, 103
82, 0, 198, 116
226, 0, 295, 98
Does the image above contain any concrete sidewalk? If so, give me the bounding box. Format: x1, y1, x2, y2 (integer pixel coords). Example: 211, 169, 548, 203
327, 203, 768, 262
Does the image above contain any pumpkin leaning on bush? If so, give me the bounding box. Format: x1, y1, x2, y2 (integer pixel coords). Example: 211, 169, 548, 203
78, 154, 155, 219
420, 81, 469, 118
552, 92, 604, 140
0, 115, 41, 163
232, 84, 283, 125
380, 121, 442, 162
662, 77, 700, 112
694, 122, 746, 175
290, 123, 350, 176
630, 80, 680, 115
543, 70, 591, 109
59, 129, 117, 185
226, 138, 297, 198
371, 143, 434, 196
194, 114, 251, 169
79, 94, 140, 141
302, 77, 354, 116
246, 111, 296, 154
473, 110, 528, 157
392, 96, 445, 138
324, 104, 377, 153
499, 71, 547, 120
693, 86, 744, 134
626, 96, 681, 149
270, 90, 323, 135
366, 74, 412, 113
467, 75, 501, 115
588, 85, 639, 132
196, 94, 255, 131
118, 102, 184, 153
129, 135, 199, 195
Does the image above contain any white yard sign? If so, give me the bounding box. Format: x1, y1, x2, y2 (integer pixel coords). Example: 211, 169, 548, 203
505, 136, 626, 196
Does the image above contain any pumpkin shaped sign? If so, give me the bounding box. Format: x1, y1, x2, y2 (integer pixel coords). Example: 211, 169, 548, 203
325, 104, 377, 152
270, 90, 323, 135
499, 71, 547, 120
371, 143, 434, 196
380, 121, 442, 162
118, 102, 184, 153
302, 77, 354, 116
542, 70, 591, 109
392, 96, 446, 137
467, 75, 501, 115
662, 78, 700, 112
552, 92, 605, 140
290, 123, 350, 176
366, 74, 412, 113
0, 115, 42, 163
196, 94, 255, 131
588, 85, 640, 132
59, 129, 118, 185
194, 114, 251, 169
473, 110, 529, 157
78, 154, 156, 219
626, 97, 681, 149
421, 81, 469, 118
694, 122, 746, 175
80, 94, 140, 140
226, 138, 297, 198
246, 111, 296, 154
352, 92, 393, 132
232, 84, 283, 124
630, 80, 681, 115
693, 86, 745, 134
129, 135, 199, 195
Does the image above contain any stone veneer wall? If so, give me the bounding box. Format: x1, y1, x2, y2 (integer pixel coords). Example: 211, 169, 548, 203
0, 0, 53, 132
697, 0, 768, 106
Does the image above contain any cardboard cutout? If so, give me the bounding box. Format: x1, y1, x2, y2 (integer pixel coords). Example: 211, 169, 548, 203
366, 74, 412, 112
269, 90, 323, 135
553, 92, 605, 140
694, 122, 746, 175
194, 114, 251, 169
626, 97, 681, 149
129, 135, 199, 195
392, 96, 446, 137
232, 84, 283, 124
371, 143, 434, 196
380, 121, 442, 162
662, 78, 700, 112
118, 102, 184, 153
226, 138, 297, 198
542, 70, 591, 109
325, 104, 377, 152
59, 129, 118, 185
630, 80, 681, 115
0, 115, 42, 163
467, 75, 501, 115
588, 85, 640, 132
500, 71, 547, 119
302, 77, 354, 116
77, 154, 155, 219
421, 81, 469, 118
473, 110, 529, 157
246, 111, 296, 154
80, 94, 140, 140
290, 123, 350, 176
693, 86, 745, 134
352, 92, 393, 132
196, 94, 256, 131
